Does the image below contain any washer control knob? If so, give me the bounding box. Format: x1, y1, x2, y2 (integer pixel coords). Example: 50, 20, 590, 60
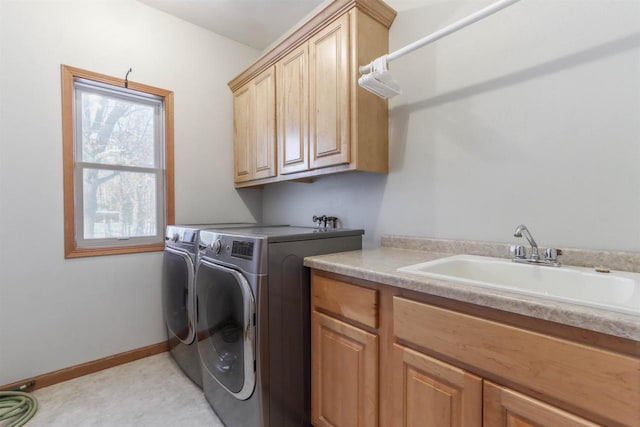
211, 239, 222, 254
171, 233, 180, 242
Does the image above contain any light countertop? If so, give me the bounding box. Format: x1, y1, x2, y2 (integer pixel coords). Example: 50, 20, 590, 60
304, 236, 640, 341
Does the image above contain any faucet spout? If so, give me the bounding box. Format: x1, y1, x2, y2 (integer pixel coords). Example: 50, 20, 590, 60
514, 224, 539, 260
511, 224, 560, 266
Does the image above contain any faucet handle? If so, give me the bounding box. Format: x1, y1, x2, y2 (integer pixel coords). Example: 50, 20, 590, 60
544, 248, 562, 262
510, 245, 526, 259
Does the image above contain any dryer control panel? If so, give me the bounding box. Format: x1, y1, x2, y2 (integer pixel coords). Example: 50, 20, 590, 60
232, 241, 254, 259
198, 231, 267, 275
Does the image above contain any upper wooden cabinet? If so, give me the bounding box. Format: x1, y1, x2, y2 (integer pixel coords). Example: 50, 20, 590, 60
229, 0, 397, 187
308, 13, 351, 170
277, 44, 309, 175
233, 66, 276, 182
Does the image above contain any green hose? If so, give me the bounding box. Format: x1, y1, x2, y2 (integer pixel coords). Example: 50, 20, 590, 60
0, 391, 38, 427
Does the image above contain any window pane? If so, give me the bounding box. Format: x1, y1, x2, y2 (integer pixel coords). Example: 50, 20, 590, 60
82, 169, 158, 239
79, 89, 157, 167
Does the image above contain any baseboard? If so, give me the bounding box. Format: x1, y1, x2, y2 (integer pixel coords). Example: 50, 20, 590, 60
1, 341, 169, 392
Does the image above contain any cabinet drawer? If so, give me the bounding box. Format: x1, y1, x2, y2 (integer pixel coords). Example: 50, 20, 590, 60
312, 274, 378, 329
393, 297, 640, 427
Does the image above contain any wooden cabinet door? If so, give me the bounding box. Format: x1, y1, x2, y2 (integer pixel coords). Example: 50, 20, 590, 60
233, 84, 253, 182
277, 44, 309, 174
391, 344, 482, 427
251, 67, 276, 180
309, 13, 351, 170
233, 67, 276, 183
311, 311, 378, 427
483, 382, 602, 427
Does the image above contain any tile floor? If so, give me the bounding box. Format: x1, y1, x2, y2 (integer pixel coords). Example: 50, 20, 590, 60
26, 353, 223, 427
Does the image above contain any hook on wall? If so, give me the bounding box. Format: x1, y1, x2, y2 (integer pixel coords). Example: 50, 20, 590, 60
124, 68, 132, 88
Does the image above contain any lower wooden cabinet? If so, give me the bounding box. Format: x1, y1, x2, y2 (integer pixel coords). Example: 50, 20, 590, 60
311, 273, 379, 427
390, 343, 602, 427
483, 381, 601, 427
311, 311, 378, 427
392, 344, 482, 427
310, 271, 640, 427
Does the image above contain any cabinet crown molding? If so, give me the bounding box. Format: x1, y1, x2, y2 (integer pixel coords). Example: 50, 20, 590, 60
228, 0, 396, 92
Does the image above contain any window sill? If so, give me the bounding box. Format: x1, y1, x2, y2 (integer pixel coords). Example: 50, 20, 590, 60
64, 243, 164, 258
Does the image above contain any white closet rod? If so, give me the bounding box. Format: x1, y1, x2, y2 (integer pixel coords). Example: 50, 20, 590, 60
359, 0, 522, 75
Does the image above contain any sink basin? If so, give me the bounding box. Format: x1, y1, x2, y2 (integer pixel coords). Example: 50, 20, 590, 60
398, 255, 640, 316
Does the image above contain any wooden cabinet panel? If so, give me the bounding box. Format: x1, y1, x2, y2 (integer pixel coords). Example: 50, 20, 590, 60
312, 272, 378, 328
229, 2, 395, 187
277, 44, 309, 174
233, 85, 252, 182
309, 271, 639, 427
312, 311, 378, 427
252, 68, 276, 180
392, 344, 482, 427
233, 67, 276, 183
393, 297, 640, 427
309, 13, 351, 170
483, 381, 602, 427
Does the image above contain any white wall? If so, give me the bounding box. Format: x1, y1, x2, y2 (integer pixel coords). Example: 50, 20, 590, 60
1, 0, 638, 388
263, 0, 640, 252
0, 0, 260, 385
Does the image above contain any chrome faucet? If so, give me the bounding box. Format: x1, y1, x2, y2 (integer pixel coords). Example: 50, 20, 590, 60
511, 224, 562, 267
514, 224, 539, 260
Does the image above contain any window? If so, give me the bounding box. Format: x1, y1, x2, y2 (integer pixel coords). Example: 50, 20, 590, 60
61, 65, 174, 258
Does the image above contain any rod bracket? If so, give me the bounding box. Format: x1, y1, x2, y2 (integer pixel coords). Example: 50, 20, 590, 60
124, 68, 132, 88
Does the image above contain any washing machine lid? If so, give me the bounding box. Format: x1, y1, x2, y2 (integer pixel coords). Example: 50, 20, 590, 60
198, 226, 364, 274
209, 225, 364, 243
165, 223, 258, 249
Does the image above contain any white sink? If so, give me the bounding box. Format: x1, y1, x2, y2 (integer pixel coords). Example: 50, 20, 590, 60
398, 255, 640, 316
